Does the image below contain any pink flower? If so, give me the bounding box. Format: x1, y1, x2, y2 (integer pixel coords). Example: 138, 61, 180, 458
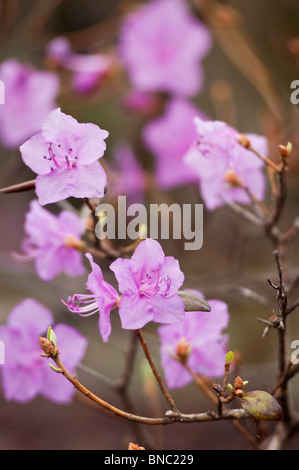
122, 90, 160, 116
67, 54, 113, 94
64, 239, 185, 340
14, 200, 86, 281
158, 291, 229, 389
0, 59, 59, 148
110, 239, 185, 330
0, 298, 87, 403
46, 36, 72, 64
46, 36, 114, 94
142, 99, 208, 188
184, 117, 268, 210
64, 253, 120, 343
20, 108, 109, 205
118, 0, 212, 96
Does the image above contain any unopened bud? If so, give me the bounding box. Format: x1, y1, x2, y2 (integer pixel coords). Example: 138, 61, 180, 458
278, 145, 289, 159
234, 389, 244, 398
128, 442, 145, 450
238, 134, 251, 149
224, 169, 243, 188
234, 376, 244, 390
176, 337, 191, 364
39, 336, 57, 356
64, 234, 85, 250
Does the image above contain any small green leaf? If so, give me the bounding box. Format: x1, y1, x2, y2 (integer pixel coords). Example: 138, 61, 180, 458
49, 363, 61, 373
240, 390, 283, 422
225, 351, 234, 365
47, 326, 57, 347
286, 142, 293, 153
227, 383, 234, 392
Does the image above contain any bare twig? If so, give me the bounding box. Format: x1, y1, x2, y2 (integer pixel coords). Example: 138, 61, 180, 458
39, 336, 250, 425
135, 329, 179, 413
0, 179, 36, 193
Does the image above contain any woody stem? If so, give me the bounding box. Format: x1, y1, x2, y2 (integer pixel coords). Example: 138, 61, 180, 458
135, 328, 179, 413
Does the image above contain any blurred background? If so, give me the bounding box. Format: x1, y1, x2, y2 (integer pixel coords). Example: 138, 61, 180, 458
0, 0, 299, 450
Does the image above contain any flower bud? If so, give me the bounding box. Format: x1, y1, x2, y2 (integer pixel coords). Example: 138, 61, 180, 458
234, 376, 244, 390
176, 337, 192, 364
64, 234, 85, 250
128, 442, 145, 450
39, 336, 56, 356
238, 134, 251, 149
234, 389, 244, 398
224, 169, 243, 188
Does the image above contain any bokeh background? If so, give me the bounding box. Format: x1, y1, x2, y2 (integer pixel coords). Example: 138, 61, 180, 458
0, 0, 299, 450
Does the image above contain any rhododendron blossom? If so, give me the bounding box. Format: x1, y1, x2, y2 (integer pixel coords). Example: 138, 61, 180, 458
118, 0, 212, 96
0, 298, 87, 403
20, 108, 109, 205
14, 200, 86, 281
158, 291, 229, 389
184, 117, 268, 210
110, 238, 185, 330
64, 239, 185, 341
142, 99, 207, 188
46, 36, 113, 94
64, 253, 120, 343
0, 59, 59, 148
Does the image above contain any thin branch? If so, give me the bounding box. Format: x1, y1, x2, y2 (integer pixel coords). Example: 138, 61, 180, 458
39, 338, 250, 425
115, 331, 139, 392
135, 329, 179, 413
286, 299, 299, 316
0, 179, 36, 193
225, 201, 263, 227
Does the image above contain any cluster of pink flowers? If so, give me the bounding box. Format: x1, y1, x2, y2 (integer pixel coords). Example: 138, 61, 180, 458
0, 0, 272, 406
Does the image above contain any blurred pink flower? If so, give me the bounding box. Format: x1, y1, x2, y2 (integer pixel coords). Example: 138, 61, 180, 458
142, 99, 207, 188
0, 59, 59, 148
64, 253, 120, 343
14, 200, 86, 281
118, 0, 212, 96
20, 108, 108, 205
122, 89, 160, 116
158, 290, 229, 389
110, 142, 146, 203
110, 238, 185, 330
46, 36, 114, 94
0, 298, 87, 403
184, 117, 268, 210
46, 36, 72, 64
